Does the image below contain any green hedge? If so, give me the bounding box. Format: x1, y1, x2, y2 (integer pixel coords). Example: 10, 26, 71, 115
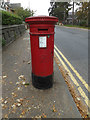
0, 38, 6, 46
1, 10, 23, 25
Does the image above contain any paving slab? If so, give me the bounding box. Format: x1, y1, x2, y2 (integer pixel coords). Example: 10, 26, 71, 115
2, 30, 81, 118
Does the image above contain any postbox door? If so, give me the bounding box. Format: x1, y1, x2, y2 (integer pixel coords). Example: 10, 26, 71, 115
31, 34, 54, 77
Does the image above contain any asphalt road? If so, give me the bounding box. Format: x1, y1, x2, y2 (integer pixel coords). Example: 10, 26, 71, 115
54, 26, 88, 98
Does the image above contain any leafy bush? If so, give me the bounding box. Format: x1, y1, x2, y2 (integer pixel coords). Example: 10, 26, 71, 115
80, 20, 87, 27
1, 10, 23, 25
2, 38, 6, 46
0, 38, 6, 46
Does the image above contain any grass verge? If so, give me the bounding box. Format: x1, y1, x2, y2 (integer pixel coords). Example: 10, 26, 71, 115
64, 25, 90, 29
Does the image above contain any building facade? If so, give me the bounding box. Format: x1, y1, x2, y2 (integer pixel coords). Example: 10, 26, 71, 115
0, 0, 21, 13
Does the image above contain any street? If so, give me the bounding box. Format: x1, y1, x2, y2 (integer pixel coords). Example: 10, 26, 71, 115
2, 26, 89, 118
1, 0, 90, 118
2, 30, 81, 118
54, 26, 89, 107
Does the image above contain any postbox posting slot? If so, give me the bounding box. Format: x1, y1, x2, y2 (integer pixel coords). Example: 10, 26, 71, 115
38, 28, 48, 31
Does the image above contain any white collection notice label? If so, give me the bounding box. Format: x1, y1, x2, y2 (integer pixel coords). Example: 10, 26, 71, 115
39, 36, 47, 48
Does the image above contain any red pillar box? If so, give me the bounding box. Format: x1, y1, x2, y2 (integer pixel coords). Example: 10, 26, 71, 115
25, 16, 58, 89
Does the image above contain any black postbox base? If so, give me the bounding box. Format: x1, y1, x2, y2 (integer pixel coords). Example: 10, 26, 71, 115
32, 73, 53, 89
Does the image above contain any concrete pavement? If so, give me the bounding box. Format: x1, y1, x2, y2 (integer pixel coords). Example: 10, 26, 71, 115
2, 30, 81, 118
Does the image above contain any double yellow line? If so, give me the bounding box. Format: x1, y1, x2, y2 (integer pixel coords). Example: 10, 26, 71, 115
54, 45, 90, 108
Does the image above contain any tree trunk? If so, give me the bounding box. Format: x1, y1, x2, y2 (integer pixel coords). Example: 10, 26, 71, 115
72, 2, 74, 25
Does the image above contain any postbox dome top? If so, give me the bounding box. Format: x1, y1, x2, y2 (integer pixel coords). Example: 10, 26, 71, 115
25, 15, 58, 25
